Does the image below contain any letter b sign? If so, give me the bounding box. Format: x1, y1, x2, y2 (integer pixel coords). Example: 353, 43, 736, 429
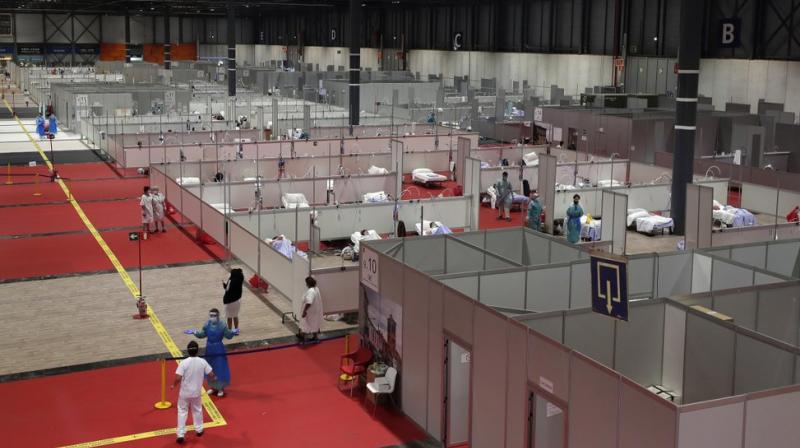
720, 18, 741, 48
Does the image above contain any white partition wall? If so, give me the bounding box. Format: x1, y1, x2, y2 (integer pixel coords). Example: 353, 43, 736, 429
601, 190, 628, 254
538, 153, 558, 234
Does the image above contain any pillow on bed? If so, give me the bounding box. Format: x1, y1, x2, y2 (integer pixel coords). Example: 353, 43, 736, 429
368, 165, 389, 175
627, 210, 651, 227
412, 168, 433, 175
283, 193, 308, 205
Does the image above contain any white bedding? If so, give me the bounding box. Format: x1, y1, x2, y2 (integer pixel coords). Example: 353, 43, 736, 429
176, 177, 200, 186
363, 191, 389, 203
713, 200, 756, 227
209, 202, 230, 213
627, 208, 673, 233
368, 165, 389, 175
522, 151, 539, 166
351, 229, 381, 252
415, 220, 451, 236
412, 168, 448, 185
282, 193, 309, 209
556, 183, 577, 191
597, 179, 623, 188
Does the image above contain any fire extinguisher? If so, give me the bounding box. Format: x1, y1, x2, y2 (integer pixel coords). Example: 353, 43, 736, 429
135, 296, 148, 319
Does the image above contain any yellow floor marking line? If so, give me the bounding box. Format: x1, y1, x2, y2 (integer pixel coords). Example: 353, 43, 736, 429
4, 100, 226, 445
59, 421, 226, 448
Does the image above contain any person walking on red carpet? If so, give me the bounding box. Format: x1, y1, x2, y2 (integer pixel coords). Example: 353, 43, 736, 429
140, 186, 154, 235
172, 341, 216, 444
297, 276, 323, 342
151, 186, 167, 232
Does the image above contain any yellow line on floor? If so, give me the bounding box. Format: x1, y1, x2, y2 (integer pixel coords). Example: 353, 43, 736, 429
4, 100, 227, 443
58, 421, 226, 448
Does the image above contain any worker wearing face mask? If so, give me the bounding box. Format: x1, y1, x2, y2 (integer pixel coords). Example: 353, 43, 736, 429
189, 308, 236, 397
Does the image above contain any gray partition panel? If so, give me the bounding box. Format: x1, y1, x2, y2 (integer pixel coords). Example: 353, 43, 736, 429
683, 313, 736, 403
401, 269, 431, 428
527, 330, 571, 402
615, 303, 665, 388
656, 253, 692, 297
756, 287, 800, 346
453, 231, 485, 249
485, 229, 524, 264
505, 323, 529, 448
479, 271, 526, 309
522, 315, 564, 343
742, 391, 800, 447
527, 267, 571, 312
403, 236, 446, 274
443, 288, 475, 345
569, 355, 619, 448
440, 276, 479, 300
711, 259, 757, 291
379, 256, 405, 306
713, 291, 758, 330
734, 333, 795, 394
766, 241, 800, 277
564, 311, 615, 367
471, 307, 509, 447
426, 282, 444, 436
628, 257, 655, 297
550, 242, 580, 264
731, 245, 768, 270
618, 381, 677, 448
569, 263, 591, 309
445, 238, 485, 274
524, 231, 551, 266
662, 304, 686, 398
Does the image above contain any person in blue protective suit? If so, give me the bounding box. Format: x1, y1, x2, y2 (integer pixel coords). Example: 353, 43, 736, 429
35, 113, 45, 139
526, 191, 543, 231
47, 113, 58, 135
193, 308, 236, 397
566, 194, 584, 244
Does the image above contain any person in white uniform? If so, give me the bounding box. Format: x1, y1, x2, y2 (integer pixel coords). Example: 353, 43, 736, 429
297, 276, 323, 342
172, 341, 216, 444
140, 186, 154, 234
151, 186, 166, 232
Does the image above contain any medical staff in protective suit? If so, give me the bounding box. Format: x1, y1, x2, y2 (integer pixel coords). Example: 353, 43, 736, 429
526, 191, 543, 231
494, 171, 513, 221
566, 194, 584, 244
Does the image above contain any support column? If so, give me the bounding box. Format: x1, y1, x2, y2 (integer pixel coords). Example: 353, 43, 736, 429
163, 11, 171, 70
670, 0, 705, 235
125, 12, 131, 63
227, 3, 236, 97
348, 0, 361, 134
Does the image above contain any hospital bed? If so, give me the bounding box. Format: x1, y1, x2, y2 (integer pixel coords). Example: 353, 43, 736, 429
412, 168, 448, 187
267, 235, 308, 260
368, 165, 389, 175
415, 220, 452, 236
282, 193, 310, 209
176, 177, 201, 186
362, 191, 390, 203
483, 185, 528, 211
556, 183, 577, 191
522, 151, 539, 167
351, 229, 382, 253
596, 179, 623, 188
712, 200, 756, 228
627, 208, 674, 235
580, 215, 602, 241
209, 202, 231, 214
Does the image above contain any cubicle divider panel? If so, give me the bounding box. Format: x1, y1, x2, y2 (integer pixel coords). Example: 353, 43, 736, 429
755, 286, 800, 346
377, 254, 405, 309
149, 167, 167, 194
555, 188, 601, 217
263, 210, 309, 243
677, 401, 745, 448
576, 160, 629, 185
291, 252, 311, 314
775, 223, 800, 240
569, 262, 591, 309
316, 203, 390, 241
402, 236, 446, 274
479, 270, 526, 309
519, 312, 564, 343
563, 310, 615, 367
426, 281, 445, 437
182, 190, 203, 229
403, 151, 451, 173
165, 175, 184, 214
614, 302, 665, 388
258, 240, 293, 299
549, 241, 582, 264
524, 231, 551, 266
712, 291, 758, 330
685, 184, 702, 250
401, 268, 433, 430
691, 254, 713, 294
662, 303, 687, 401
623, 184, 672, 212
527, 265, 572, 312
479, 166, 539, 192
695, 179, 730, 205
451, 231, 486, 249
712, 225, 775, 247
442, 287, 475, 347
396, 197, 471, 231
439, 276, 479, 300
444, 238, 486, 274
766, 240, 800, 277
229, 221, 259, 272
505, 320, 529, 448
200, 202, 226, 244
471, 305, 510, 448
527, 329, 571, 403
730, 244, 767, 270
312, 267, 359, 314
740, 182, 782, 215
568, 353, 620, 448
627, 256, 655, 297
742, 390, 800, 448
617, 379, 677, 448
711, 257, 759, 291
484, 228, 525, 264
683, 312, 736, 403
539, 154, 558, 234
734, 332, 796, 395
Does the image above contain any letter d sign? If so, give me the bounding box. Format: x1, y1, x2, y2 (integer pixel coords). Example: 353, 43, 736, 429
719, 18, 741, 48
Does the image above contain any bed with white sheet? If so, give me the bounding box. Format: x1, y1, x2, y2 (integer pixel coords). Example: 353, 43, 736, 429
368, 165, 389, 175
522, 151, 539, 167
596, 179, 623, 188
351, 229, 382, 253
267, 235, 308, 260
556, 183, 577, 191
415, 220, 452, 236
627, 208, 674, 235
412, 168, 448, 187
580, 215, 602, 241
176, 177, 201, 186
363, 191, 390, 203
282, 193, 310, 209
209, 202, 231, 213
712, 200, 756, 228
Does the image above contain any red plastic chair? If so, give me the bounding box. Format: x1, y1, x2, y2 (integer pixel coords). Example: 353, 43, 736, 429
339, 346, 373, 396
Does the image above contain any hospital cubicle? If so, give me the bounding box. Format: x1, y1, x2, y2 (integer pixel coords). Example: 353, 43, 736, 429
360, 231, 800, 448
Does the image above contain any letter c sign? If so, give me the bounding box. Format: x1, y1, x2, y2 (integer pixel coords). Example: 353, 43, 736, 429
453, 32, 463, 51
719, 18, 741, 48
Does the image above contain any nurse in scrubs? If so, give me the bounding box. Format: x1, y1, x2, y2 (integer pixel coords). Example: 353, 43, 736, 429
298, 276, 323, 342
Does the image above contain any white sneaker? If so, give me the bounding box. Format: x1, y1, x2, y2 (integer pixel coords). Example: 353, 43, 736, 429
217, 390, 225, 397
206, 388, 215, 395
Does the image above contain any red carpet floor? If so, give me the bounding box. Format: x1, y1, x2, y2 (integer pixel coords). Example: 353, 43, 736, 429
478, 202, 526, 230
0, 340, 427, 448
401, 173, 460, 200
4, 161, 128, 180
0, 178, 146, 206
